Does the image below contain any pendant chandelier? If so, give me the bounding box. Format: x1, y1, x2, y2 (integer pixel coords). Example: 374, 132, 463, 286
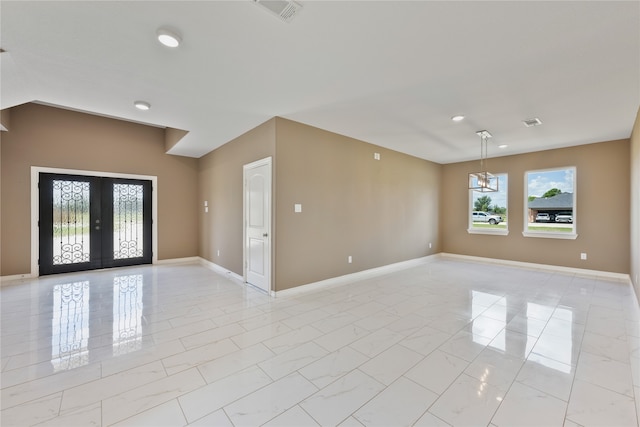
468, 130, 498, 192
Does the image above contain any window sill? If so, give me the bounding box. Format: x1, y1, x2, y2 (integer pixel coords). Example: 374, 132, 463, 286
467, 228, 509, 236
522, 231, 578, 240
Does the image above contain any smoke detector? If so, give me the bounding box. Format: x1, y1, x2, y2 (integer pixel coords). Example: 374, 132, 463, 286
254, 0, 303, 23
523, 117, 542, 127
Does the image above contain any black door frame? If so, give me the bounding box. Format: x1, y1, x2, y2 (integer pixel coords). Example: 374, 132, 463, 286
31, 167, 157, 277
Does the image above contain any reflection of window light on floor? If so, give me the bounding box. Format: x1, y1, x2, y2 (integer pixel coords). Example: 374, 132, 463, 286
471, 291, 505, 349
528, 303, 573, 369
51, 281, 91, 371
113, 274, 144, 356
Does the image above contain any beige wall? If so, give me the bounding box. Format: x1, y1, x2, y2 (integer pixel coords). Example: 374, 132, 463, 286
198, 119, 276, 275
0, 103, 199, 276
442, 139, 631, 274
274, 118, 441, 291
630, 107, 640, 304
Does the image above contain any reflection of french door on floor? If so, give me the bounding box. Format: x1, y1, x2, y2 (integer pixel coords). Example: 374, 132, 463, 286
39, 173, 152, 275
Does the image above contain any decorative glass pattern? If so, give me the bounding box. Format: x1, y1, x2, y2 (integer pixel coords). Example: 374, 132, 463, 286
113, 183, 144, 259
113, 274, 143, 355
51, 281, 90, 371
53, 180, 90, 265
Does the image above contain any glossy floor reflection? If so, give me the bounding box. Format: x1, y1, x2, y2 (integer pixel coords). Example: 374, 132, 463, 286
1, 258, 639, 426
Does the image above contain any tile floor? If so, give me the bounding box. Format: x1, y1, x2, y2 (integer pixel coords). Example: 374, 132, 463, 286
1, 257, 639, 426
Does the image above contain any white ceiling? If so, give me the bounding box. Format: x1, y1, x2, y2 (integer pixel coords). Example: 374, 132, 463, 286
1, 1, 639, 164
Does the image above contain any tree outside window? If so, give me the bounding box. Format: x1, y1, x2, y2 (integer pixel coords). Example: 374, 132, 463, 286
469, 174, 508, 235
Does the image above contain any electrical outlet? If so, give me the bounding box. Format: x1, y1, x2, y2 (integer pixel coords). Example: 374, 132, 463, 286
348, 256, 352, 263
580, 253, 587, 260
374, 153, 381, 160
429, 242, 432, 249
217, 250, 220, 257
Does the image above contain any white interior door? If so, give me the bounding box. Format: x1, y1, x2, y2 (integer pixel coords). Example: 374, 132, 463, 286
244, 157, 271, 293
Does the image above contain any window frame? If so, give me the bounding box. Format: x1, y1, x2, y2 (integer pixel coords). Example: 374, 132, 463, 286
523, 166, 577, 240
468, 173, 509, 236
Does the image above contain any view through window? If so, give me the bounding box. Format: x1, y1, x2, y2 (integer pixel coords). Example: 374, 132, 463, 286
469, 174, 508, 234
525, 167, 576, 238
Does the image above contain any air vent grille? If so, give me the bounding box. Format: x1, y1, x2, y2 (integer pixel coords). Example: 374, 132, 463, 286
254, 0, 302, 23
523, 117, 542, 127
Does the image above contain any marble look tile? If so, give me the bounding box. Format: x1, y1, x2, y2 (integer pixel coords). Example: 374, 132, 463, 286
354, 376, 438, 426
101, 339, 186, 377
179, 323, 246, 350
300, 369, 385, 426
186, 409, 233, 427
111, 399, 187, 427
575, 351, 634, 397
230, 321, 292, 349
179, 365, 272, 423
35, 402, 101, 427
464, 348, 524, 390
1, 362, 101, 410
405, 350, 468, 394
531, 331, 580, 367
353, 311, 401, 331
60, 360, 167, 414
102, 368, 205, 426
491, 382, 567, 426
463, 315, 506, 340
161, 337, 238, 376
489, 329, 537, 359
337, 416, 365, 426
197, 342, 274, 384
516, 353, 574, 401
262, 405, 320, 426
281, 308, 333, 329
150, 319, 216, 345
439, 330, 490, 362
413, 411, 452, 426
314, 324, 370, 353
263, 325, 324, 354
299, 346, 369, 388
359, 344, 423, 386
506, 314, 547, 338
0, 392, 62, 426
567, 379, 638, 426
224, 372, 317, 426
348, 328, 404, 358
581, 330, 631, 363
384, 313, 428, 336
429, 373, 505, 427
259, 341, 328, 380
399, 326, 451, 356
310, 312, 360, 334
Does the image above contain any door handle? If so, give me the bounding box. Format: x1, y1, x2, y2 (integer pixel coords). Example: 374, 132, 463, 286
263, 233, 268, 237
95, 226, 101, 230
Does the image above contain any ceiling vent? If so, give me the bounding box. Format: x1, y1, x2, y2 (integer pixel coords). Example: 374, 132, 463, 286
523, 117, 542, 127
253, 0, 302, 23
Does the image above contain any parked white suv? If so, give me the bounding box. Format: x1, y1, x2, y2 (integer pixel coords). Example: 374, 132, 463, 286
472, 211, 502, 225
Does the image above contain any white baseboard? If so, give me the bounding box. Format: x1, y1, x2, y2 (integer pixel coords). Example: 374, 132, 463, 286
154, 256, 201, 265
198, 257, 245, 284
274, 254, 439, 298
0, 273, 36, 286
440, 253, 631, 282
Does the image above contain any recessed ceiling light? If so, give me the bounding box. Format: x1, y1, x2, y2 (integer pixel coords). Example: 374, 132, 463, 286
156, 27, 182, 48
134, 100, 151, 111
498, 144, 508, 149
451, 115, 465, 122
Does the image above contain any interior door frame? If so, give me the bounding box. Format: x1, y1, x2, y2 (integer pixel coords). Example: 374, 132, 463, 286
242, 157, 272, 294
31, 166, 158, 278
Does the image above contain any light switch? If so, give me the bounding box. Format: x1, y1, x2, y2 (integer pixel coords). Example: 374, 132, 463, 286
204, 201, 208, 207
374, 153, 381, 160
205, 207, 209, 213
294, 204, 302, 213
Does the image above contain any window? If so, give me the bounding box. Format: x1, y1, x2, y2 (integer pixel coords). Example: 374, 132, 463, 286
468, 174, 508, 235
524, 167, 576, 239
